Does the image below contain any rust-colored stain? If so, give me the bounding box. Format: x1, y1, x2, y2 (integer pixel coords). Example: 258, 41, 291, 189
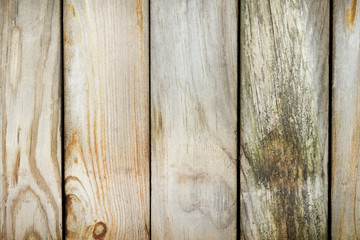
346, 0, 357, 30
12, 149, 20, 185
135, 0, 144, 67
66, 130, 86, 162
66, 1, 76, 17
64, 2, 75, 46
64, 31, 73, 46
136, 0, 143, 32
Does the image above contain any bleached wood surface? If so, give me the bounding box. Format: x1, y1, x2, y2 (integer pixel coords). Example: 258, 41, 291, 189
64, 0, 149, 239
0, 0, 62, 239
151, 0, 238, 239
240, 0, 329, 239
332, 0, 360, 239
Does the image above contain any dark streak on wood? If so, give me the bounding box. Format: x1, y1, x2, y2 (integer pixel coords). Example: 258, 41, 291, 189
240, 0, 329, 239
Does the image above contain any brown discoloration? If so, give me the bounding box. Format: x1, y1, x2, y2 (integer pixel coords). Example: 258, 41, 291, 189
93, 222, 107, 239
12, 149, 20, 186
346, 0, 357, 30
178, 173, 235, 229
64, 31, 73, 46
65, 194, 86, 239
9, 27, 22, 93
64, 2, 76, 46
242, 122, 315, 239
65, 131, 87, 169
352, 84, 360, 238
24, 230, 42, 240
251, 123, 310, 188
151, 104, 163, 151
241, 0, 328, 238
136, 0, 143, 32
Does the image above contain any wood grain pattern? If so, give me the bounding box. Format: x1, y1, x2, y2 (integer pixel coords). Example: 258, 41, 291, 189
332, 0, 360, 239
0, 0, 62, 239
151, 0, 238, 239
240, 0, 329, 239
64, 0, 149, 239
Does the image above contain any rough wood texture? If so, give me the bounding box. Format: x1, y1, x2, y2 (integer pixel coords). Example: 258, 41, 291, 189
151, 0, 238, 239
0, 0, 62, 239
240, 0, 329, 239
64, 0, 149, 239
332, 0, 360, 239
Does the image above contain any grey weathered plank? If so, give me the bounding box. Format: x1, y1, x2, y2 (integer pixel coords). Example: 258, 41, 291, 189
64, 0, 149, 239
240, 0, 329, 239
332, 0, 360, 239
151, 0, 238, 239
0, 0, 62, 238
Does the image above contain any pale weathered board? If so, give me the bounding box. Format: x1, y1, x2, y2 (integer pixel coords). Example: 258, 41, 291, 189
0, 0, 62, 239
240, 0, 329, 239
151, 0, 238, 239
332, 0, 360, 239
64, 0, 149, 239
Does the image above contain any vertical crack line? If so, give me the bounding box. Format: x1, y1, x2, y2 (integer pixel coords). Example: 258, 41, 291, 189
148, 0, 152, 238
60, 0, 66, 239
237, 0, 241, 239
328, 0, 333, 239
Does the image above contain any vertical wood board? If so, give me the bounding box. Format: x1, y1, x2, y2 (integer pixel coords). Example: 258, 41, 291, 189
64, 0, 149, 239
240, 0, 329, 239
151, 0, 238, 239
332, 0, 360, 239
0, 0, 62, 239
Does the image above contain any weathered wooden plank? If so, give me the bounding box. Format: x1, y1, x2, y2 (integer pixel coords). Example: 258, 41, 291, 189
0, 0, 62, 239
240, 0, 329, 239
151, 0, 238, 239
332, 0, 360, 239
64, 0, 149, 239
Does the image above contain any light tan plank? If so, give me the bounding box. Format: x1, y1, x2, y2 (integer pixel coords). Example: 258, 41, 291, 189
0, 0, 62, 239
240, 0, 329, 239
64, 0, 149, 239
332, 0, 360, 239
151, 0, 238, 239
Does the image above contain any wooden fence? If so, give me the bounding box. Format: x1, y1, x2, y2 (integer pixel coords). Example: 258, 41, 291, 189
0, 0, 358, 239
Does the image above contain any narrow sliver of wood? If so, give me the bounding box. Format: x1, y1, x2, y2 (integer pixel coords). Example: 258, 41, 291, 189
332, 0, 360, 239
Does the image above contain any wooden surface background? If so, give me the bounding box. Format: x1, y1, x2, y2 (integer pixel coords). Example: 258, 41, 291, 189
2, 0, 360, 239
151, 0, 238, 239
0, 0, 62, 239
240, 0, 329, 239
332, 0, 360, 239
64, 0, 149, 239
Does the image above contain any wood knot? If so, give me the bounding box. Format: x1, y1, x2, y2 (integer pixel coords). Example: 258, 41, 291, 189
93, 222, 107, 239
178, 173, 235, 229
